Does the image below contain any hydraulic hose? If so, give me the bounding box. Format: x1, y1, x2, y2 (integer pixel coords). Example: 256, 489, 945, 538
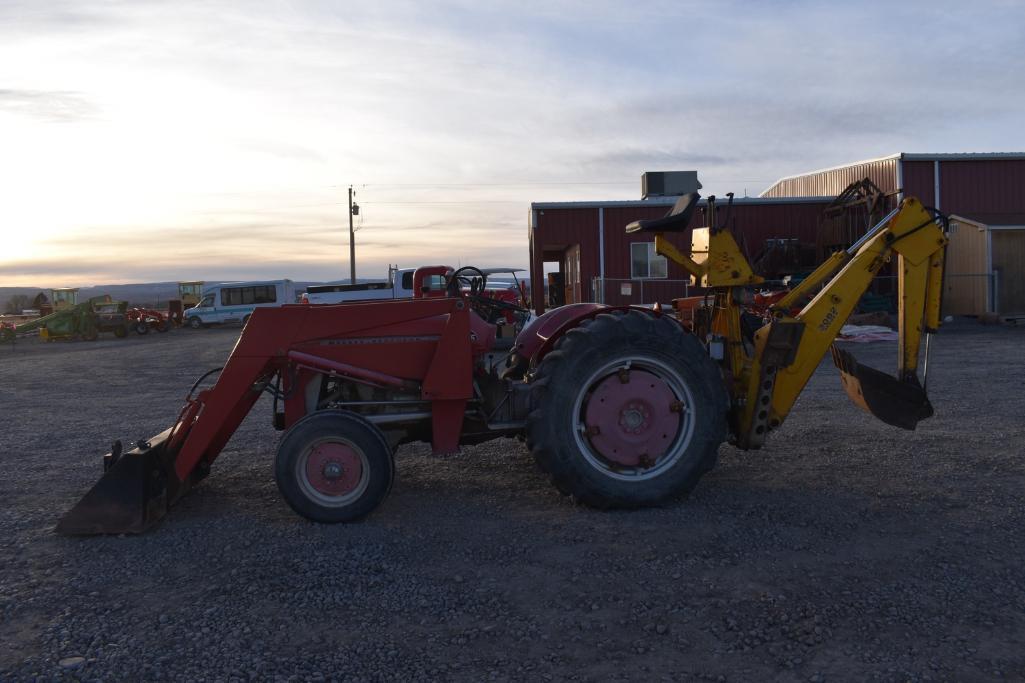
187, 367, 223, 400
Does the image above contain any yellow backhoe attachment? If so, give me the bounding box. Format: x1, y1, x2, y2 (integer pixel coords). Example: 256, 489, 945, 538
650, 194, 947, 449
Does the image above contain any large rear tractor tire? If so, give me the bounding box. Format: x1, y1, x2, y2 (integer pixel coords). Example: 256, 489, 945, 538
527, 310, 728, 509
275, 411, 394, 523
135, 322, 149, 335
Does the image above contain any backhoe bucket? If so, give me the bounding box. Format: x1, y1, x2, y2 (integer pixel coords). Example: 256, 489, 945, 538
831, 347, 933, 430
55, 428, 188, 535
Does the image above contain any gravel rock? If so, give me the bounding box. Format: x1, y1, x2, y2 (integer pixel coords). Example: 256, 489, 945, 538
58, 657, 85, 669
1, 322, 1024, 681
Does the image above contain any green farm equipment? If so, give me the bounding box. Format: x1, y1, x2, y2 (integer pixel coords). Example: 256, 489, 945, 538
1, 296, 130, 342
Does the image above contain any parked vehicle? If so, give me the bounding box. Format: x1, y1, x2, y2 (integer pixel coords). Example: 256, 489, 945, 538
92, 301, 131, 339
126, 307, 171, 334
303, 267, 526, 309
185, 279, 296, 328
168, 281, 204, 327
15, 296, 129, 342
477, 268, 530, 325
303, 267, 422, 304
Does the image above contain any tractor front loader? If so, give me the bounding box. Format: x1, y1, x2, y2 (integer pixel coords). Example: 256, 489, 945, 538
57, 197, 948, 535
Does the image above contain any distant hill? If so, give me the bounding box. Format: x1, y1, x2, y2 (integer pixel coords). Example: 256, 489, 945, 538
1, 279, 369, 310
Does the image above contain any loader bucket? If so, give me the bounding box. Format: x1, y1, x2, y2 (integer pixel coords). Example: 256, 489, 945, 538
55, 428, 188, 535
831, 346, 934, 430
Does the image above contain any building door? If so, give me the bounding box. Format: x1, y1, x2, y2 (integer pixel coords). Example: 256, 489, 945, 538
547, 272, 565, 308
992, 229, 1025, 314
565, 244, 582, 304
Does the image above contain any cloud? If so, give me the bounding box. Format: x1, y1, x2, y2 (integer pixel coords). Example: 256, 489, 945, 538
1, 0, 1025, 286
0, 89, 98, 122
235, 138, 329, 164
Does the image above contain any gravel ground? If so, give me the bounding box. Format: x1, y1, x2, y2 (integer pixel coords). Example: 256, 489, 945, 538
1, 321, 1023, 682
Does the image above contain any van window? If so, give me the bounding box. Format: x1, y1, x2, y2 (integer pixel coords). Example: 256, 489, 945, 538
198, 294, 214, 308
222, 285, 277, 306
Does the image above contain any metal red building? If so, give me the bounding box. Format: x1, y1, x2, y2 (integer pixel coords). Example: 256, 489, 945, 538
761, 152, 1025, 224
529, 154, 1025, 315
761, 153, 1025, 315
528, 196, 830, 313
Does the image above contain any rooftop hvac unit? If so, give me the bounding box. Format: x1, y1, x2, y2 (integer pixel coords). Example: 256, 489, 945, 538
642, 171, 702, 199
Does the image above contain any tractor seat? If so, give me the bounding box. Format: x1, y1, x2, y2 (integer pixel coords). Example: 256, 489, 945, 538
625, 192, 700, 233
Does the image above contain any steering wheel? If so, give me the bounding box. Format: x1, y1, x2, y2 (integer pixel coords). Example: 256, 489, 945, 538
446, 266, 488, 297
446, 266, 530, 323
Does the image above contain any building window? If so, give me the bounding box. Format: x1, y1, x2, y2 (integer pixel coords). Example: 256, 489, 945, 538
630, 242, 667, 279
222, 285, 277, 306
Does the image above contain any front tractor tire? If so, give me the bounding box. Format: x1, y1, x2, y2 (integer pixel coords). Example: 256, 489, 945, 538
275, 411, 394, 523
527, 310, 727, 509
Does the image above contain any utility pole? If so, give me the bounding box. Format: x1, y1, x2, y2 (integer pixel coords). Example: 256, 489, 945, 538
348, 185, 356, 284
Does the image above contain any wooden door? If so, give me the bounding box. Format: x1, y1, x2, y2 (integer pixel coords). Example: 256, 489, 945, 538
991, 230, 1025, 314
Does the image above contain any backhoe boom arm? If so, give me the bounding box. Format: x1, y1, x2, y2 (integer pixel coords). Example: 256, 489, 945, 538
736, 198, 947, 447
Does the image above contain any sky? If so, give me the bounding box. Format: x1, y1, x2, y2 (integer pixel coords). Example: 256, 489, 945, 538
1, 0, 1024, 286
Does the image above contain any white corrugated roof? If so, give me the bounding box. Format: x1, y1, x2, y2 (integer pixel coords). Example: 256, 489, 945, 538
761, 152, 1025, 196
900, 152, 1025, 161
530, 196, 831, 210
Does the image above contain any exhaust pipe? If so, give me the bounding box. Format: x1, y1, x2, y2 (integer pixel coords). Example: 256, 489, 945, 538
831, 346, 934, 430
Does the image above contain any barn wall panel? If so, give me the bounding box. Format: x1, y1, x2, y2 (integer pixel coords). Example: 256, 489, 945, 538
901, 161, 935, 205
940, 160, 1025, 224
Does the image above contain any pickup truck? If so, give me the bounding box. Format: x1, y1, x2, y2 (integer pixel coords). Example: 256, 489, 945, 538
302, 267, 530, 311
303, 268, 420, 304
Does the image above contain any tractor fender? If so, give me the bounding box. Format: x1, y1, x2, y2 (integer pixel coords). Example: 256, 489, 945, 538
511, 304, 680, 373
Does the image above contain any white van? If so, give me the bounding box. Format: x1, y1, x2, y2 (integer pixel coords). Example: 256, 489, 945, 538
185, 279, 296, 328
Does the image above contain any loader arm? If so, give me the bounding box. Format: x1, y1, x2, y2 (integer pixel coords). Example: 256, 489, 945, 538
56, 295, 476, 534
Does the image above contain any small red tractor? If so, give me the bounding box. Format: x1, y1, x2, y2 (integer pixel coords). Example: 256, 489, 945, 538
126, 307, 172, 335
57, 194, 949, 534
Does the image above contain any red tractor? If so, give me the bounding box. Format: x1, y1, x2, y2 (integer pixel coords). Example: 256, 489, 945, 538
59, 264, 722, 533
126, 307, 172, 335
57, 194, 947, 534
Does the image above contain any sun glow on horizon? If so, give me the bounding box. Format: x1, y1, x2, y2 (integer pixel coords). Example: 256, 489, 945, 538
3, 1, 1024, 287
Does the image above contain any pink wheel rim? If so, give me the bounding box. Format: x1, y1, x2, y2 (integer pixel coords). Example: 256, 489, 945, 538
304, 442, 364, 496
583, 369, 683, 468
